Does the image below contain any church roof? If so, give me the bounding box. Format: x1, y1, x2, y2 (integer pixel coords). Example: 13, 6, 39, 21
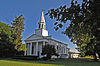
25, 34, 68, 46
25, 34, 51, 41
51, 39, 68, 46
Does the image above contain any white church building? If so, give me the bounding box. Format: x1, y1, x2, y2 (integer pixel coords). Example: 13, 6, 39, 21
24, 12, 70, 58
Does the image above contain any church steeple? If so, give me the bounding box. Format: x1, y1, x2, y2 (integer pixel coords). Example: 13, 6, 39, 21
35, 11, 48, 36
38, 11, 46, 29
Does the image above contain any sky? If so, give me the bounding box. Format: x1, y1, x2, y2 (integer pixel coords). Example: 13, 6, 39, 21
0, 0, 80, 52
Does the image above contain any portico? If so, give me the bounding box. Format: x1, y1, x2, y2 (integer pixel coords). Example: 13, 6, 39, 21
25, 40, 47, 58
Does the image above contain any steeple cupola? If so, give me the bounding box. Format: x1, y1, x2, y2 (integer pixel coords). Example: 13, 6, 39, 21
38, 12, 46, 29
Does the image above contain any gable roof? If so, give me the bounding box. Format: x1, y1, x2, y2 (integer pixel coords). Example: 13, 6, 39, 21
25, 34, 68, 46
25, 34, 52, 41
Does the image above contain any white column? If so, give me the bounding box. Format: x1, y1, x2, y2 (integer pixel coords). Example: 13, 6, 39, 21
64, 47, 66, 54
36, 42, 38, 56
65, 47, 66, 54
40, 44, 42, 58
27, 43, 29, 55
30, 42, 32, 55
63, 48, 64, 54
43, 41, 45, 46
24, 43, 26, 56
65, 46, 67, 54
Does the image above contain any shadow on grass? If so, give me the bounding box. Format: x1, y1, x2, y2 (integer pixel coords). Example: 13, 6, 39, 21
0, 58, 100, 66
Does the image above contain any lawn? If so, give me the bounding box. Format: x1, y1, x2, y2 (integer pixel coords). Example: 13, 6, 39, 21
0, 58, 100, 66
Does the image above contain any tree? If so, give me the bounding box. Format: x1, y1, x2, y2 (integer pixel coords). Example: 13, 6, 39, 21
42, 44, 58, 59
0, 22, 16, 58
46, 0, 100, 61
0, 22, 13, 42
11, 15, 24, 51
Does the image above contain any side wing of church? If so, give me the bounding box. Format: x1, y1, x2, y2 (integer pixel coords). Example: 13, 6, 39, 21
24, 12, 70, 58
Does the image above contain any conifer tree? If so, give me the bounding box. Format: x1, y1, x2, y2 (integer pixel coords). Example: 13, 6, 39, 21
11, 15, 24, 51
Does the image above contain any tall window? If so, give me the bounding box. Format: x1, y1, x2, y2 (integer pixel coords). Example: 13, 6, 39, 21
57, 46, 58, 50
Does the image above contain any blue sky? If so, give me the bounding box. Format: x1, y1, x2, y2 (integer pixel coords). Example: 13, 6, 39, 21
0, 0, 79, 52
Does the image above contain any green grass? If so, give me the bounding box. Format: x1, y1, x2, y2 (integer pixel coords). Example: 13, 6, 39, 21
0, 58, 100, 66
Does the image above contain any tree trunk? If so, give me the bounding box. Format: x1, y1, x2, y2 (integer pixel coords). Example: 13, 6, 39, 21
93, 52, 98, 61
47, 54, 51, 59
98, 53, 100, 59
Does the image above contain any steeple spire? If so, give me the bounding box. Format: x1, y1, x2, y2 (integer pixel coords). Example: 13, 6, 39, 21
38, 11, 46, 29
40, 11, 45, 22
